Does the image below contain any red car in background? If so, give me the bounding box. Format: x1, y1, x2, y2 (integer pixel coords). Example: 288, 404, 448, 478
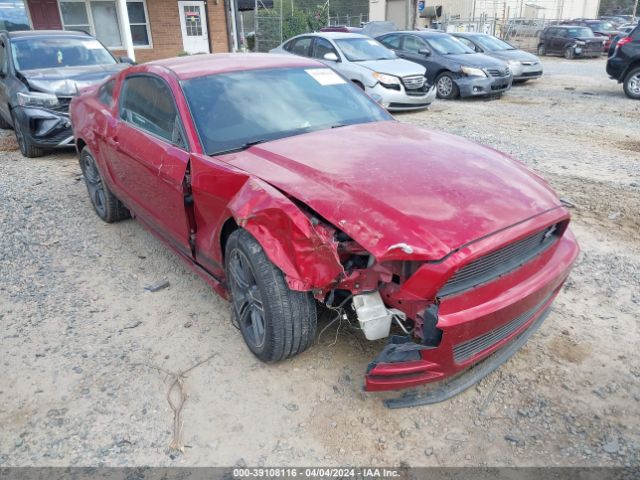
70, 54, 578, 406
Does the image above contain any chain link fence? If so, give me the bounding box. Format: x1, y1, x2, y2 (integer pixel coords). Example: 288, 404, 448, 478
246, 0, 369, 52
437, 16, 565, 52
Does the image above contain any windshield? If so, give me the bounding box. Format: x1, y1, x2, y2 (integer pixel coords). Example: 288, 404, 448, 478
426, 35, 475, 55
588, 21, 615, 31
11, 36, 116, 71
334, 38, 396, 61
472, 35, 515, 51
567, 27, 595, 38
182, 67, 391, 156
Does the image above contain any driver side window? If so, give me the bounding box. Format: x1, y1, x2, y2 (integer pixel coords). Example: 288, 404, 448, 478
403, 35, 427, 53
457, 37, 476, 50
119, 75, 186, 149
313, 38, 338, 59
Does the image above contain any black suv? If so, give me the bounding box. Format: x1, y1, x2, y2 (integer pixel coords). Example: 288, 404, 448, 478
537, 25, 605, 59
0, 30, 128, 157
607, 25, 640, 99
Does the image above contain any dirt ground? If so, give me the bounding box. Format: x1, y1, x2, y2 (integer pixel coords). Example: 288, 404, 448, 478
1, 56, 639, 468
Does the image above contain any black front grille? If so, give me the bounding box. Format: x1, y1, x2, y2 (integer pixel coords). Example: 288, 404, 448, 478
439, 223, 561, 297
453, 291, 554, 363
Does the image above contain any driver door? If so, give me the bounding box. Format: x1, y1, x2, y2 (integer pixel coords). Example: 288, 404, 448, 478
108, 73, 193, 256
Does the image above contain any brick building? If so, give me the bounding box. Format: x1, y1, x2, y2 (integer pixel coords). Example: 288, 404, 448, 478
0, 0, 231, 62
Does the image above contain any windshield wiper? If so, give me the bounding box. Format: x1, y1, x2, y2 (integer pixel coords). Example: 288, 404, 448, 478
209, 139, 268, 156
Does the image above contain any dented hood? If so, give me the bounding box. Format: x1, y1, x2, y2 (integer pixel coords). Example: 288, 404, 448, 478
20, 64, 127, 96
220, 121, 562, 261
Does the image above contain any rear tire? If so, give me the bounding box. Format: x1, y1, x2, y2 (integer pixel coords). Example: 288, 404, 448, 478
537, 43, 546, 56
435, 72, 459, 99
0, 113, 11, 129
12, 111, 45, 158
623, 67, 640, 100
79, 147, 130, 223
225, 229, 317, 362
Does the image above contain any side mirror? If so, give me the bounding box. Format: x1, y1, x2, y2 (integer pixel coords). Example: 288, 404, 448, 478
418, 48, 431, 56
119, 56, 135, 65
323, 52, 339, 62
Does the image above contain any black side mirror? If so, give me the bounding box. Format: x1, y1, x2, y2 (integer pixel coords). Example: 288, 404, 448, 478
418, 48, 431, 56
119, 56, 135, 65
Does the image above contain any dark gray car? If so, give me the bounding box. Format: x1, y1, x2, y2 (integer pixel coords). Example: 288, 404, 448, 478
377, 30, 512, 99
452, 32, 543, 82
0, 30, 129, 157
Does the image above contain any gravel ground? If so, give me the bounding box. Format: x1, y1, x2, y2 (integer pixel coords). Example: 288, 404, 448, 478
1, 56, 639, 468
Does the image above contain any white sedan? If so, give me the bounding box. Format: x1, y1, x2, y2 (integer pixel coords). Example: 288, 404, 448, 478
271, 32, 437, 111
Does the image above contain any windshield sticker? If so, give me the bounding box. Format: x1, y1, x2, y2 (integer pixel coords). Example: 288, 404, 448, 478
305, 68, 346, 86
57, 50, 63, 64
84, 40, 104, 50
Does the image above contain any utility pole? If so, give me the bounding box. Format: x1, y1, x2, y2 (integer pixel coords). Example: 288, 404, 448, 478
633, 0, 639, 19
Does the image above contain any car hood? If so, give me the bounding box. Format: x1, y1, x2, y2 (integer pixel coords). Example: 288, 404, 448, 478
19, 63, 127, 96
444, 52, 507, 68
486, 49, 540, 63
220, 121, 562, 261
356, 59, 426, 76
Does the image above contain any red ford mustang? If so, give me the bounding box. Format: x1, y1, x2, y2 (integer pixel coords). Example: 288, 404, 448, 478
70, 54, 579, 406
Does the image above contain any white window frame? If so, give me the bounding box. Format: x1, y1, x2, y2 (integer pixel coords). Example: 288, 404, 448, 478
57, 0, 152, 50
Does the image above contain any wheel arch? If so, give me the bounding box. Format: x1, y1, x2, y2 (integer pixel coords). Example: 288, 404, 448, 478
222, 178, 344, 292
621, 58, 640, 82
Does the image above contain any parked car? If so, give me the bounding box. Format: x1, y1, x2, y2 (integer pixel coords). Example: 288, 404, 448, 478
70, 53, 578, 400
537, 26, 606, 59
452, 32, 543, 83
377, 31, 513, 99
562, 19, 620, 51
271, 33, 436, 111
0, 30, 129, 157
606, 25, 640, 99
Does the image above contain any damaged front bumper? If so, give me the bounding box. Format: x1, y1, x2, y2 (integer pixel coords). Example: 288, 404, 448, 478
13, 106, 74, 149
362, 216, 579, 400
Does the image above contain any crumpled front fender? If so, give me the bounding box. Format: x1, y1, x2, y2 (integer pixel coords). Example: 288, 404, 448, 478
227, 178, 344, 291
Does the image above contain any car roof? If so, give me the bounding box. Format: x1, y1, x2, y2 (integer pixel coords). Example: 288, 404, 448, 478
299, 31, 369, 40
6, 29, 91, 39
383, 30, 450, 37
451, 32, 487, 37
149, 53, 324, 80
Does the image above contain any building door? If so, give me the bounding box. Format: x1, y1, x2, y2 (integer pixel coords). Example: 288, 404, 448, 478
386, 0, 407, 30
178, 1, 210, 54
26, 0, 62, 29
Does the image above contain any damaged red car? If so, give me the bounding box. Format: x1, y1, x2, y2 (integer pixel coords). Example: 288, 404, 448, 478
70, 54, 579, 406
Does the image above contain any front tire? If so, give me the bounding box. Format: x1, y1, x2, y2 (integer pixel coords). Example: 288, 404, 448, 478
225, 229, 317, 362
12, 111, 45, 158
0, 113, 11, 129
623, 67, 640, 100
537, 43, 546, 56
79, 147, 130, 223
564, 46, 575, 60
435, 72, 459, 99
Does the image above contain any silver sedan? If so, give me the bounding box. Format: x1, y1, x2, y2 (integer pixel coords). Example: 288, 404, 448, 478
452, 32, 543, 83
270, 32, 437, 111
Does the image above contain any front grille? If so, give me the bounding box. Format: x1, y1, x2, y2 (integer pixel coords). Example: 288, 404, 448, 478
439, 223, 562, 297
453, 291, 554, 363
402, 75, 426, 90
486, 67, 510, 77
521, 71, 541, 77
